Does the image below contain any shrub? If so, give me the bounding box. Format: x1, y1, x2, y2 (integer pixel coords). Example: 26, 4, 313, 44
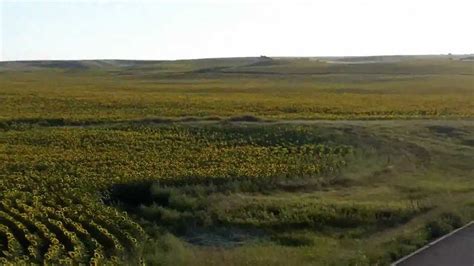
142, 234, 191, 266
425, 212, 463, 239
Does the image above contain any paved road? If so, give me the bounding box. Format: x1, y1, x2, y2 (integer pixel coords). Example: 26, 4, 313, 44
394, 222, 474, 266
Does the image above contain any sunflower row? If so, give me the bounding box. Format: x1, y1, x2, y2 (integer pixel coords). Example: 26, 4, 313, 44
0, 195, 146, 264
0, 125, 353, 263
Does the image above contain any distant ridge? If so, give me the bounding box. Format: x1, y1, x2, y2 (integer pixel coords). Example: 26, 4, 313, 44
1, 55, 472, 76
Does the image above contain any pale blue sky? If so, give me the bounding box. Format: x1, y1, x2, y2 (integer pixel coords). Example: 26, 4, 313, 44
1, 0, 473, 61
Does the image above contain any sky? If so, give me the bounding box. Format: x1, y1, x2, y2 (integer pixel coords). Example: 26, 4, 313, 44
1, 0, 473, 61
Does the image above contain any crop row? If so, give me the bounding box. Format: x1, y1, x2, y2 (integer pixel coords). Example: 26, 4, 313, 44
0, 125, 351, 263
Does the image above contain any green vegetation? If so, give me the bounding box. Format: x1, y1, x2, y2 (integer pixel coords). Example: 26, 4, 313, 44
0, 56, 473, 265
1, 56, 473, 122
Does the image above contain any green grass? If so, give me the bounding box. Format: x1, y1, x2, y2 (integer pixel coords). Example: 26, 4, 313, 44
0, 56, 473, 265
1, 120, 473, 264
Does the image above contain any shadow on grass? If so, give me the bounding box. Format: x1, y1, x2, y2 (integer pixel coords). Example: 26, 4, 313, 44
0, 115, 271, 130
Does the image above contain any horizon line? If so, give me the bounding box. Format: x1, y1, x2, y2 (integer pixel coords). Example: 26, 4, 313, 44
1, 53, 473, 63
